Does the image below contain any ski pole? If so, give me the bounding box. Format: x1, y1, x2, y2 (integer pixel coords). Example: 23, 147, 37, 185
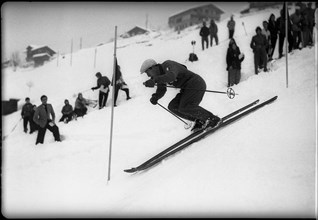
165, 85, 237, 99
157, 103, 192, 129
242, 22, 247, 36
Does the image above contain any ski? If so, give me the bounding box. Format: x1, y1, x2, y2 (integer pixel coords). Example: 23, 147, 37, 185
124, 99, 260, 173
138, 96, 277, 172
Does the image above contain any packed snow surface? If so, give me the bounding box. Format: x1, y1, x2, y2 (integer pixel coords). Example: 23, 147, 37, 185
2, 7, 316, 218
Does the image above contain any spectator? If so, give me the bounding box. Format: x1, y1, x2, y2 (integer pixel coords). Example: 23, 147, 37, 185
21, 97, 36, 134
268, 13, 279, 60
227, 15, 236, 39
33, 95, 61, 145
209, 19, 219, 46
290, 8, 302, 50
301, 11, 311, 48
91, 72, 111, 109
305, 2, 315, 45
74, 93, 89, 118
199, 21, 210, 50
226, 38, 245, 87
250, 26, 268, 74
276, 8, 293, 58
112, 63, 131, 107
262, 20, 271, 60
59, 99, 74, 123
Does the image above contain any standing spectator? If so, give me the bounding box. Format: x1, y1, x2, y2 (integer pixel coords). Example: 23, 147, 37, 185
226, 38, 245, 87
262, 20, 271, 59
112, 63, 131, 107
250, 26, 268, 74
91, 72, 111, 109
74, 93, 89, 118
227, 15, 236, 39
290, 8, 302, 50
209, 19, 219, 46
199, 21, 210, 50
268, 13, 278, 60
21, 97, 36, 134
33, 95, 61, 145
59, 99, 74, 123
301, 11, 311, 48
276, 8, 293, 58
305, 2, 315, 45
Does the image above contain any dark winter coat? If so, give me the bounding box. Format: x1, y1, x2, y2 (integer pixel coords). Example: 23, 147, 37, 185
227, 19, 235, 30
290, 12, 302, 32
250, 33, 268, 52
268, 18, 278, 39
21, 103, 34, 118
92, 76, 111, 90
61, 104, 73, 115
199, 26, 210, 37
151, 60, 202, 99
33, 104, 56, 128
112, 65, 127, 88
276, 16, 292, 34
226, 45, 244, 70
209, 22, 218, 35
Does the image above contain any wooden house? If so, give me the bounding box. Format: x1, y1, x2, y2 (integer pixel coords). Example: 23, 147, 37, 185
2, 98, 20, 115
168, 4, 224, 31
25, 45, 56, 66
121, 26, 149, 38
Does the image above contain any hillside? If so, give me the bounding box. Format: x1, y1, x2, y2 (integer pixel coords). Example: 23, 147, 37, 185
2, 7, 316, 218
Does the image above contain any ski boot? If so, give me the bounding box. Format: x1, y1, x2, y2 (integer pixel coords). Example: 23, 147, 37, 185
203, 116, 222, 131
191, 119, 205, 133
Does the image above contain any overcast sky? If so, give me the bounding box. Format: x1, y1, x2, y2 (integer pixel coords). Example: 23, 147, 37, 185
1, 2, 247, 60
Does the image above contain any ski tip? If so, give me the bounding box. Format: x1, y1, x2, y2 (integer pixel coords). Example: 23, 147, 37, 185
124, 168, 137, 173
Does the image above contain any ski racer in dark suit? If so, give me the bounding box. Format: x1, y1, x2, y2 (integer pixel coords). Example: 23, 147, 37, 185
140, 59, 220, 132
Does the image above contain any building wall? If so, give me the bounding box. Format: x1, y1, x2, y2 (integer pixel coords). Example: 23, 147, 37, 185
169, 5, 222, 31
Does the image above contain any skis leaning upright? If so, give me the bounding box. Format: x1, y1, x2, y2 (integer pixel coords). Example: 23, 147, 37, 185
124, 98, 269, 173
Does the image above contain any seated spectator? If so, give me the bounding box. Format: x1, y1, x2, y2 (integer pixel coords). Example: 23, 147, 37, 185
74, 93, 89, 118
59, 99, 74, 123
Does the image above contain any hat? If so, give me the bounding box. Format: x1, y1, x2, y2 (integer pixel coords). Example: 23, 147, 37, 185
95, 72, 101, 77
140, 59, 157, 73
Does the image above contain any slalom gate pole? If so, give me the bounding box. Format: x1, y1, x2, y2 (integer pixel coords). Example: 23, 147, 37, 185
165, 85, 237, 99
285, 2, 289, 88
107, 26, 117, 182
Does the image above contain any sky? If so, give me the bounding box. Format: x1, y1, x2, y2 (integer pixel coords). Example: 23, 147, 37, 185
1, 1, 247, 60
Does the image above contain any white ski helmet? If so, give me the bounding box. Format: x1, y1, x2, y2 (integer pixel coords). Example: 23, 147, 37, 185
140, 59, 157, 73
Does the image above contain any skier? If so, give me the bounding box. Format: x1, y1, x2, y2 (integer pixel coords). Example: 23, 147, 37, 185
91, 72, 111, 109
140, 59, 221, 132
59, 99, 74, 123
21, 97, 36, 134
112, 62, 131, 107
33, 95, 61, 145
199, 21, 210, 50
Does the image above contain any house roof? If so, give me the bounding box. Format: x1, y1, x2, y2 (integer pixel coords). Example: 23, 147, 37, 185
169, 3, 224, 18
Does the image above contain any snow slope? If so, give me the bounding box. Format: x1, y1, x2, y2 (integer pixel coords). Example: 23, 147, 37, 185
1, 7, 316, 218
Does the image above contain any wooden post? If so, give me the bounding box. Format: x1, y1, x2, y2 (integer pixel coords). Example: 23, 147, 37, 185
285, 2, 289, 88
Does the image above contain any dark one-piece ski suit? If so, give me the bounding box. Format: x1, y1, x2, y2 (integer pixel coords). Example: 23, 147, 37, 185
151, 60, 216, 122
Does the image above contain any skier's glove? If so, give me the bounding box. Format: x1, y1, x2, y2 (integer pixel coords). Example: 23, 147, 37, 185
150, 94, 158, 105
144, 79, 155, 88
